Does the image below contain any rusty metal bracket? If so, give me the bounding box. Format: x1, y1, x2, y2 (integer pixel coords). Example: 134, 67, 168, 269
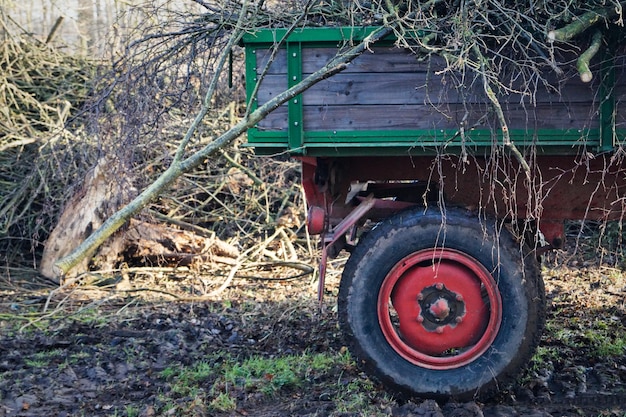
317, 195, 376, 307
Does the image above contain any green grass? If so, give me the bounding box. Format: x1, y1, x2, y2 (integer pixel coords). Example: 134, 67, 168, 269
159, 350, 358, 413
164, 360, 213, 397
219, 352, 339, 395
583, 325, 626, 358
209, 392, 237, 412
24, 358, 48, 368
124, 405, 140, 417
23, 348, 67, 368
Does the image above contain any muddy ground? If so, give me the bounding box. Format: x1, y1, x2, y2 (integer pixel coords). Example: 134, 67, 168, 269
0, 250, 625, 417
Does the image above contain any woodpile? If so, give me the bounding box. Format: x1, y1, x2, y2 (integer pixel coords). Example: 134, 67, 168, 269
0, 24, 97, 267
0, 20, 305, 283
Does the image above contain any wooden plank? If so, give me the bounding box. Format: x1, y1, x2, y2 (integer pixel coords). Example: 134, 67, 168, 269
255, 75, 288, 103
254, 48, 288, 75
303, 46, 434, 73
257, 73, 428, 104
300, 103, 599, 132
254, 46, 429, 75
256, 72, 596, 107
256, 100, 600, 133
257, 107, 288, 131
304, 72, 443, 105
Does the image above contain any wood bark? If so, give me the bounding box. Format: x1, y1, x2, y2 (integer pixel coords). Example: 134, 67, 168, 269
122, 219, 240, 267
40, 158, 135, 280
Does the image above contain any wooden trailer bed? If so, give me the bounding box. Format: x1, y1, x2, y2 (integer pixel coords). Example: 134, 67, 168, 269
241, 26, 626, 401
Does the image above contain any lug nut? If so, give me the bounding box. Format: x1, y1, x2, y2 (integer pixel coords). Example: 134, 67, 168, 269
417, 316, 424, 323
456, 294, 463, 301
455, 316, 463, 323
435, 326, 444, 334
435, 283, 444, 290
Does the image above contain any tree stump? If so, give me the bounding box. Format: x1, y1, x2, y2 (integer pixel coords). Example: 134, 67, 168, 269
41, 158, 239, 283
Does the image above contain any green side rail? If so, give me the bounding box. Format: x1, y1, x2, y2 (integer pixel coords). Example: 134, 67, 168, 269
242, 26, 620, 157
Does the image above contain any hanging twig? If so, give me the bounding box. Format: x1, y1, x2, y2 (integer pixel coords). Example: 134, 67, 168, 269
473, 45, 532, 182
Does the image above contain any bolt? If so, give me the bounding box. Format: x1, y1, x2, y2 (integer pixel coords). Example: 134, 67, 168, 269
435, 283, 444, 290
417, 316, 424, 323
456, 294, 463, 302
416, 293, 424, 301
435, 326, 444, 334
455, 316, 463, 323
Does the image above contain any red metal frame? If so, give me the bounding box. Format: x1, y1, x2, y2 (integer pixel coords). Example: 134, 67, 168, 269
300, 154, 626, 302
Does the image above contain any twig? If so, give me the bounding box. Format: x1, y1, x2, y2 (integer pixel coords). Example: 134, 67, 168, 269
473, 45, 531, 183
208, 255, 243, 296
219, 149, 265, 187
45, 16, 64, 44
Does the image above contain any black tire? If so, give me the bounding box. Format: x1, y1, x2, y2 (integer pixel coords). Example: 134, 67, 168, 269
338, 207, 545, 401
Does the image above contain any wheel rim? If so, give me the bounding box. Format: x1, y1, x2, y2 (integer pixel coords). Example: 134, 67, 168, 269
377, 248, 502, 370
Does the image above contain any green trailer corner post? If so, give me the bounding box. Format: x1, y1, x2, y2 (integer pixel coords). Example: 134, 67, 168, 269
242, 26, 626, 400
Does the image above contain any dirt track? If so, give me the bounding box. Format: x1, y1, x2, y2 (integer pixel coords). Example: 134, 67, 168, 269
0, 256, 625, 417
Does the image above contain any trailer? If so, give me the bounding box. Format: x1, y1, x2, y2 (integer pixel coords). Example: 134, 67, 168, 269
241, 26, 626, 400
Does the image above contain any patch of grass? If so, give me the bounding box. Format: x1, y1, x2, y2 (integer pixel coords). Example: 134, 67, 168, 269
166, 361, 213, 397
530, 346, 559, 371
69, 351, 91, 363
124, 405, 140, 417
209, 392, 237, 412
334, 377, 391, 415
24, 348, 67, 368
72, 309, 111, 327
218, 351, 345, 396
24, 358, 48, 368
583, 324, 626, 358
159, 350, 357, 412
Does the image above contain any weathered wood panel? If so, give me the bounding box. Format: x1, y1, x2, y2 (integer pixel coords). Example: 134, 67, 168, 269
254, 45, 603, 134
256, 46, 427, 74
254, 48, 288, 74
257, 107, 288, 131
256, 71, 597, 108
303, 103, 598, 132
257, 102, 598, 132
303, 47, 432, 73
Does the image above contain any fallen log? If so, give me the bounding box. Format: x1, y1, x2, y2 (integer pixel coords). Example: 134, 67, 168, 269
40, 158, 239, 282
121, 218, 240, 267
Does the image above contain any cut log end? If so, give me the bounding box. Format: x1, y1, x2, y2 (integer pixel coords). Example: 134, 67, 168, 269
580, 71, 593, 83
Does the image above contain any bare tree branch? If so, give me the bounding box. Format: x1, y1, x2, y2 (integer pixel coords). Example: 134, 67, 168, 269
53, 23, 396, 277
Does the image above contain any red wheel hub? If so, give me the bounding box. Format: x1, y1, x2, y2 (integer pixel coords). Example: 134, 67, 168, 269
377, 248, 502, 369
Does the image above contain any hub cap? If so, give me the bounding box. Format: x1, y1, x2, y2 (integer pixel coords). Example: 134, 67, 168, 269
377, 248, 502, 369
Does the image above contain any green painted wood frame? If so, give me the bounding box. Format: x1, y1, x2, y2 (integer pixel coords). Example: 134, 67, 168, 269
242, 26, 623, 156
